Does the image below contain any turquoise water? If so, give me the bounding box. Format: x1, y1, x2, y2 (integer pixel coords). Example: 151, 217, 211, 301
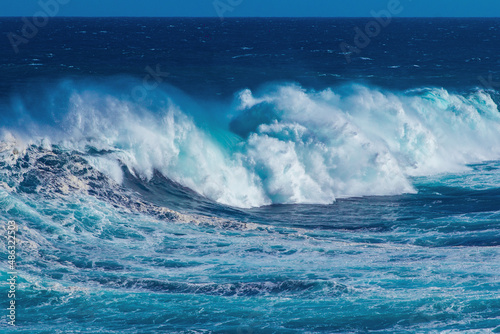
1, 156, 499, 332
1, 18, 500, 333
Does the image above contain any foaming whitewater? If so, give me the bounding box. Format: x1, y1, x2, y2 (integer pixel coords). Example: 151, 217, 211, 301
2, 79, 500, 208
3, 18, 500, 334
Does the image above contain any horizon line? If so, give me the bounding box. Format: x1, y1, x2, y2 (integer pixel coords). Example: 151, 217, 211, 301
1, 16, 500, 19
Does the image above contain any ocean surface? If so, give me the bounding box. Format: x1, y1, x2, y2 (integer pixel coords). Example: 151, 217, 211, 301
0, 17, 500, 333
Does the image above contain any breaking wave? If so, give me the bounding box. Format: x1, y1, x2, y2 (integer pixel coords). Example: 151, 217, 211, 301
2, 78, 500, 208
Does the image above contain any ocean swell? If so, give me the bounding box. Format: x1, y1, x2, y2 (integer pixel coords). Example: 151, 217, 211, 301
2, 79, 500, 208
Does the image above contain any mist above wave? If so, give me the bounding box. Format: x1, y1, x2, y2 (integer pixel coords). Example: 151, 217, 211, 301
2, 79, 500, 208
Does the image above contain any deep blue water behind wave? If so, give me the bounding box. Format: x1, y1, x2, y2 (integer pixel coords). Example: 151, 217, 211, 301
0, 18, 499, 333
1, 17, 500, 97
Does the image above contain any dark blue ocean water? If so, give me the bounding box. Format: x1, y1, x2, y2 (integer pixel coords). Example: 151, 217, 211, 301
0, 18, 499, 333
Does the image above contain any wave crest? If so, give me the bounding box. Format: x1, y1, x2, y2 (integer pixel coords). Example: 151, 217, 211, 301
2, 80, 500, 208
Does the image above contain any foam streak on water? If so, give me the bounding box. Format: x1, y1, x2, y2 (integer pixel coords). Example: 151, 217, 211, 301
1, 17, 500, 333
0, 80, 499, 333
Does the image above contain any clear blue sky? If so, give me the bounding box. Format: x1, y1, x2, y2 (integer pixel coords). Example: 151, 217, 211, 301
2, 0, 500, 17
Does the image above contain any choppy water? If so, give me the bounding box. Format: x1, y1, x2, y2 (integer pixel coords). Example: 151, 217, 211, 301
0, 18, 499, 333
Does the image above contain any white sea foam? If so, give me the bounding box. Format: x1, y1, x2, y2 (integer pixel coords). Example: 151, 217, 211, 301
3, 81, 500, 208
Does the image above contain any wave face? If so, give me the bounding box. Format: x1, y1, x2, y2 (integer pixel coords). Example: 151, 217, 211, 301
2, 18, 500, 334
2, 79, 500, 208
